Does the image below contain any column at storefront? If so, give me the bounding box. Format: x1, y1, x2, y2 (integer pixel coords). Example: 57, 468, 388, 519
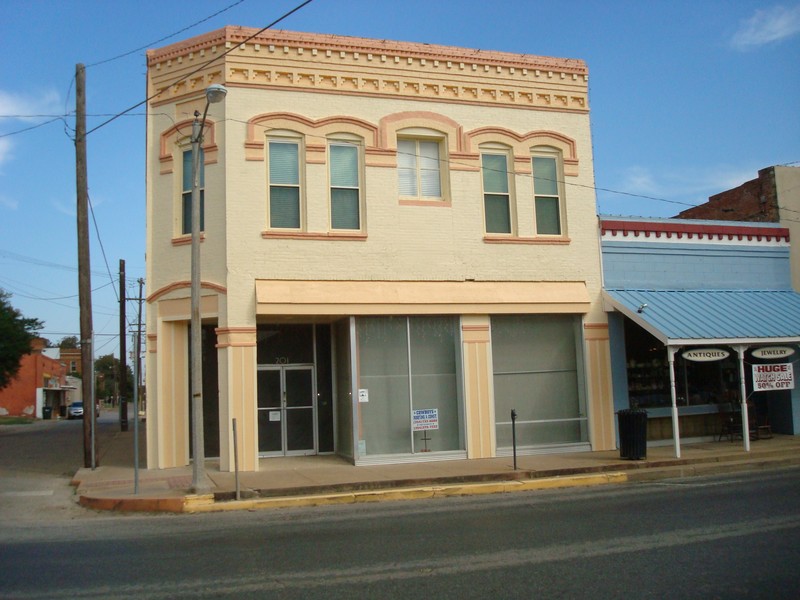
584, 322, 616, 451
216, 327, 257, 472
461, 316, 494, 458
148, 319, 189, 469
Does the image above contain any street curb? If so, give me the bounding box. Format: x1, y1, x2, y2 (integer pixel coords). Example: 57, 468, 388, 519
75, 454, 800, 514
182, 472, 631, 513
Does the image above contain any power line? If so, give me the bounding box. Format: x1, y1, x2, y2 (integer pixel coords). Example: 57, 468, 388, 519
0, 116, 67, 139
84, 0, 317, 139
86, 0, 247, 68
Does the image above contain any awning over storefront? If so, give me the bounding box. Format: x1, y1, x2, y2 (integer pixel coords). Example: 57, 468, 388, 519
257, 280, 591, 316
603, 289, 800, 346
603, 288, 800, 458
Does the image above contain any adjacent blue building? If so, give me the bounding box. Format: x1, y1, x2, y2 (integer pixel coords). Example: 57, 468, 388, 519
600, 216, 800, 456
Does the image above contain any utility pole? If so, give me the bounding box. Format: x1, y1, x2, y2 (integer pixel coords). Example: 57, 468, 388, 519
119, 259, 128, 431
75, 63, 96, 468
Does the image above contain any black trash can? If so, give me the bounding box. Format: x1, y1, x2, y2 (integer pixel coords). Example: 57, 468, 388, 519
42, 406, 52, 420
618, 408, 647, 460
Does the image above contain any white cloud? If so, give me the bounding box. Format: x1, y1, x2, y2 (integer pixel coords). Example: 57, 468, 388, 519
0, 192, 18, 210
731, 5, 800, 50
0, 89, 62, 168
0, 89, 61, 120
606, 164, 760, 215
0, 138, 12, 166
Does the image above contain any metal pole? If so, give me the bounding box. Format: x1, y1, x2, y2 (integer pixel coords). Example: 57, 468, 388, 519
133, 330, 139, 494
233, 418, 240, 501
187, 85, 226, 492
668, 346, 681, 458
90, 332, 96, 470
736, 346, 751, 452
511, 409, 518, 470
119, 259, 128, 431
190, 110, 207, 493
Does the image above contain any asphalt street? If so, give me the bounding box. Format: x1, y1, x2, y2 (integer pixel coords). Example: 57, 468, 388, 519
0, 408, 131, 525
1, 466, 799, 599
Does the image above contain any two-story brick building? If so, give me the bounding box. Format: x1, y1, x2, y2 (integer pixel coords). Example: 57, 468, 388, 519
145, 28, 614, 472
0, 338, 69, 418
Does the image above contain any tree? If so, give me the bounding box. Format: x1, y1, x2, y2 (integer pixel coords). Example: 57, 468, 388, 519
0, 290, 43, 390
94, 354, 133, 399
58, 336, 79, 349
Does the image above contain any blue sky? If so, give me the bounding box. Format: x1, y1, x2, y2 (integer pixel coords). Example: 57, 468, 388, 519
1, 0, 798, 356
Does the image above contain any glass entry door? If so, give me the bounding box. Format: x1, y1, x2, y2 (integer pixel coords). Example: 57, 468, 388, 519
257, 366, 316, 456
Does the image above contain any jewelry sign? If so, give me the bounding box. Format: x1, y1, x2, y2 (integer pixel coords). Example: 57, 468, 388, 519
752, 363, 795, 391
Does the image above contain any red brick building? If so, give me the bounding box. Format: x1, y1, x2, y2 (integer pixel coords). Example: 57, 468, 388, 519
0, 338, 69, 418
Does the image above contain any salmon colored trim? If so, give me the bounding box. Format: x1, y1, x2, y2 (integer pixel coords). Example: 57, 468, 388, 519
171, 233, 206, 246
148, 281, 228, 303
398, 199, 452, 208
261, 231, 367, 241
379, 111, 465, 151
215, 327, 258, 348
158, 119, 219, 171
147, 27, 588, 76
466, 127, 579, 172
600, 219, 790, 242
246, 113, 379, 148
483, 236, 571, 245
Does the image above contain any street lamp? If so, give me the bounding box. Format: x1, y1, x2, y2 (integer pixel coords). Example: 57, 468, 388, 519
190, 83, 226, 492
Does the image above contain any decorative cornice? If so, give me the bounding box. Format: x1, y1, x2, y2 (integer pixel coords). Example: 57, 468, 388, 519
600, 219, 790, 243
147, 27, 589, 113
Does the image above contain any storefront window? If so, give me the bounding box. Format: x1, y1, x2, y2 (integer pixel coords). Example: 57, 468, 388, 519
624, 320, 670, 408
624, 320, 740, 408
491, 315, 587, 447
356, 316, 463, 456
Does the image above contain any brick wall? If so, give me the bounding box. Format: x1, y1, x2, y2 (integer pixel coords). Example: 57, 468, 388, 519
675, 167, 779, 222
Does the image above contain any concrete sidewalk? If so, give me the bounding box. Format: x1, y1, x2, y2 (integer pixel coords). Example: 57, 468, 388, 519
73, 428, 800, 513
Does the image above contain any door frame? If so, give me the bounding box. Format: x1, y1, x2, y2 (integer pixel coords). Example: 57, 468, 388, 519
257, 363, 317, 457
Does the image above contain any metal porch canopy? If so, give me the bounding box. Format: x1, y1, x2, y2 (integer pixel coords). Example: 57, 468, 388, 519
602, 289, 800, 458
602, 289, 800, 347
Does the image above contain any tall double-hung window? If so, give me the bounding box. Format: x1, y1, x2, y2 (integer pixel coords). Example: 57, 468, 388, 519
268, 139, 301, 229
481, 151, 512, 234
182, 149, 204, 235
397, 138, 442, 200
329, 142, 361, 230
532, 151, 563, 235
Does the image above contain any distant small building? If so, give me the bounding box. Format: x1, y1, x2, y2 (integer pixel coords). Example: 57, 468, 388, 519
59, 347, 82, 376
0, 338, 69, 418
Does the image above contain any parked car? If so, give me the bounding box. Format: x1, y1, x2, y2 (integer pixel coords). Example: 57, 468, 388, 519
67, 402, 100, 420
67, 402, 84, 419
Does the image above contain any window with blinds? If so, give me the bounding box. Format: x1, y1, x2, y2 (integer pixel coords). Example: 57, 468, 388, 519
532, 153, 562, 235
481, 152, 512, 234
268, 140, 301, 229
329, 142, 361, 230
181, 149, 204, 235
397, 138, 442, 200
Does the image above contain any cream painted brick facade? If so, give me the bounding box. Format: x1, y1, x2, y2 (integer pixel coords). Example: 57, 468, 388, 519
145, 28, 614, 471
